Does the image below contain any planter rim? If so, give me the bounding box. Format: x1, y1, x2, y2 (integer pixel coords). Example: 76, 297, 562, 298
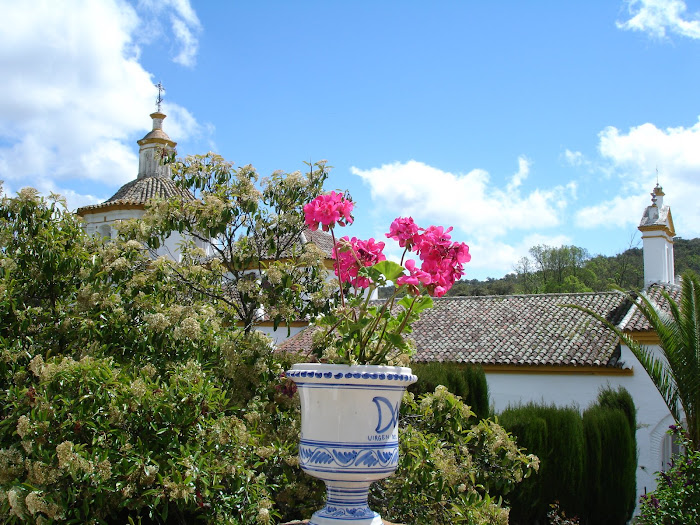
290, 363, 413, 373
288, 363, 416, 386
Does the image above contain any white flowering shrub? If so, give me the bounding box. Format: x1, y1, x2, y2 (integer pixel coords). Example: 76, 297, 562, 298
0, 186, 300, 523
0, 350, 289, 524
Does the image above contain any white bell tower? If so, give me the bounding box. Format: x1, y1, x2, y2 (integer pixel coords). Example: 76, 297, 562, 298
638, 184, 675, 288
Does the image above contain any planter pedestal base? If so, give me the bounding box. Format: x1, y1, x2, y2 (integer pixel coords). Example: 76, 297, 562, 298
308, 480, 382, 525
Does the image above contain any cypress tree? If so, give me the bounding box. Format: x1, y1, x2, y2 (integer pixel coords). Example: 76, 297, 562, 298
583, 389, 637, 524
500, 403, 585, 523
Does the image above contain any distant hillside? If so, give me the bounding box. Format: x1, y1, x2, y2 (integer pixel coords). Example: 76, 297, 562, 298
443, 237, 700, 297
376, 237, 700, 299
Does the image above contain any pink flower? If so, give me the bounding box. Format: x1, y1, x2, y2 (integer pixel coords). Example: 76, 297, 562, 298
386, 218, 470, 296
421, 243, 470, 297
415, 225, 453, 257
396, 259, 432, 294
451, 242, 471, 264
303, 191, 354, 232
386, 217, 420, 249
334, 236, 386, 289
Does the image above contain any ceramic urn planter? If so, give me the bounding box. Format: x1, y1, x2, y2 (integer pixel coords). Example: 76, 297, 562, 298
287, 363, 417, 525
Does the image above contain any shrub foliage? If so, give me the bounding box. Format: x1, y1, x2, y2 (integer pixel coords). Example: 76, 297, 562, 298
637, 428, 700, 525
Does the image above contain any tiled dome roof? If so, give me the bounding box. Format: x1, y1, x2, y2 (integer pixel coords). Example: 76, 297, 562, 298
77, 176, 194, 214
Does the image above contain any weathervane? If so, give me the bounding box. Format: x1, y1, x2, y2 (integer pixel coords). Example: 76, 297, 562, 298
155, 82, 165, 112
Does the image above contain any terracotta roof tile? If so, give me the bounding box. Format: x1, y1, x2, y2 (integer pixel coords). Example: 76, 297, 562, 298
620, 282, 681, 332
77, 176, 194, 214
272, 229, 334, 259
278, 291, 632, 368
302, 229, 335, 257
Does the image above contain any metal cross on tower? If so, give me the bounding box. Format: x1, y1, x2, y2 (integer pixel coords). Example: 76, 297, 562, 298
155, 82, 165, 112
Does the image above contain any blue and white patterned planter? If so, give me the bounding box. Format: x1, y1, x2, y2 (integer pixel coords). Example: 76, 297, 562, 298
288, 363, 416, 525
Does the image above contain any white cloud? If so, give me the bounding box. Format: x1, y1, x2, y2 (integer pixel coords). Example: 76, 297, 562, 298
351, 158, 573, 241
575, 194, 647, 229
576, 116, 700, 236
137, 0, 202, 67
618, 0, 700, 39
464, 233, 573, 278
507, 156, 530, 191
563, 149, 584, 167
599, 121, 700, 170
0, 0, 204, 211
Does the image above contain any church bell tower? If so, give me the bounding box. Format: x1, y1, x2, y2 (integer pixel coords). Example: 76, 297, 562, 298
638, 184, 675, 288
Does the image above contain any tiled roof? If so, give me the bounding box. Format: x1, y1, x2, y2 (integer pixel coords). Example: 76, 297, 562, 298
410, 293, 627, 366
278, 291, 632, 368
77, 176, 194, 214
620, 282, 681, 332
302, 229, 335, 257
269, 229, 334, 260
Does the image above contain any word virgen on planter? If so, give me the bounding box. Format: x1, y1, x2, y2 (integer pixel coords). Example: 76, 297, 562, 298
288, 363, 416, 525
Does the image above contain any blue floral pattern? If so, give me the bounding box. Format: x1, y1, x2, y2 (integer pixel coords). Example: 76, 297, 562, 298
299, 443, 399, 469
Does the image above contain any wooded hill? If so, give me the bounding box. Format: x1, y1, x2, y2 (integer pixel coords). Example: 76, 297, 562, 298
444, 237, 700, 297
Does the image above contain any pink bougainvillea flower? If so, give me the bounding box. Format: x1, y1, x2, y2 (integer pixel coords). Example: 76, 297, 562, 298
303, 191, 354, 231
333, 236, 386, 288
386, 217, 420, 249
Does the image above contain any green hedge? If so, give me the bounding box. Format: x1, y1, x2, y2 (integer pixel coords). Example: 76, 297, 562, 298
499, 387, 637, 525
583, 388, 637, 524
499, 404, 585, 522
409, 362, 490, 420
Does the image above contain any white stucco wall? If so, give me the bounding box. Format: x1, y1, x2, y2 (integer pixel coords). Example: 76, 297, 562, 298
82, 209, 145, 238
257, 325, 308, 346
486, 343, 673, 515
642, 232, 675, 287
82, 208, 204, 261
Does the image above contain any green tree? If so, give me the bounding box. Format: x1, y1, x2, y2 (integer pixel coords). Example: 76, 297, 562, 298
0, 187, 93, 354
121, 154, 334, 334
673, 237, 700, 276
1, 185, 297, 523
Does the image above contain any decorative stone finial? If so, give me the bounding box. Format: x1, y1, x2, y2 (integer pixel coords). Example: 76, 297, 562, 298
650, 183, 665, 207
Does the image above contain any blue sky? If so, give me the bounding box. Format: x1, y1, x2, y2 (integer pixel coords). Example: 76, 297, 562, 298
2, 0, 700, 279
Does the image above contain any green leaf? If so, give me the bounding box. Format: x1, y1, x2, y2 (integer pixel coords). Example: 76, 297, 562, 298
373, 260, 405, 282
